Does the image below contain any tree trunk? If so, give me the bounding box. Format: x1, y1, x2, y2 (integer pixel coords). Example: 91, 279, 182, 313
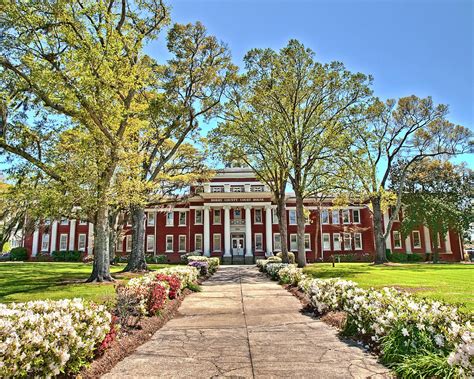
123, 205, 148, 272
295, 194, 307, 267
87, 204, 113, 282
108, 210, 118, 264
276, 194, 289, 263
432, 231, 439, 263
372, 196, 388, 264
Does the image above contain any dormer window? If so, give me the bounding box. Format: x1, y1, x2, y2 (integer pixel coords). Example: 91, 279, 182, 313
230, 185, 244, 192
211, 186, 224, 193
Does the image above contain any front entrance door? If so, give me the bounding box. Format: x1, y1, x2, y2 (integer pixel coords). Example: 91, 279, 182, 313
232, 235, 245, 256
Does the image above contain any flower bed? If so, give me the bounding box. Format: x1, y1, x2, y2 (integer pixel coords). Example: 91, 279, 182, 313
187, 255, 220, 274
0, 298, 111, 377
257, 259, 474, 378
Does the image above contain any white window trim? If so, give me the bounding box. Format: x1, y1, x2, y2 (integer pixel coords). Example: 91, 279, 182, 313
412, 230, 421, 248
78, 233, 87, 252
147, 212, 155, 227
146, 235, 155, 252
59, 234, 68, 251
304, 233, 311, 251
125, 235, 132, 252
41, 233, 50, 252
343, 232, 352, 250
393, 231, 402, 249
333, 233, 341, 251
354, 232, 363, 250
322, 233, 331, 251
166, 212, 174, 227
254, 233, 263, 251
321, 210, 329, 225
195, 210, 203, 225
289, 210, 297, 225
289, 234, 297, 251
272, 208, 279, 224
353, 209, 361, 224
194, 234, 203, 252
60, 218, 69, 225
178, 235, 186, 252
273, 233, 282, 251
213, 233, 221, 252
166, 235, 174, 252
115, 236, 123, 253
179, 211, 186, 226
254, 209, 263, 224
342, 210, 351, 224
213, 209, 221, 225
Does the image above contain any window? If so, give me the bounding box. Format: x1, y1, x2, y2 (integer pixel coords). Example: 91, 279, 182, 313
333, 233, 341, 250
77, 234, 86, 252
304, 234, 311, 250
126, 235, 132, 252
195, 234, 203, 252
115, 236, 122, 252
321, 210, 329, 224
254, 209, 263, 224
342, 209, 350, 224
179, 235, 186, 252
343, 233, 352, 250
354, 233, 362, 250
289, 210, 297, 225
147, 212, 155, 227
79, 219, 87, 225
273, 233, 282, 251
290, 234, 297, 251
179, 211, 186, 226
41, 233, 50, 251
213, 234, 221, 251
166, 235, 173, 252
255, 233, 263, 251
213, 209, 221, 224
166, 212, 174, 226
195, 209, 203, 224
272, 208, 279, 224
393, 231, 402, 248
60, 218, 68, 225
59, 234, 68, 251
234, 208, 242, 219
44, 218, 51, 225
322, 233, 331, 250
211, 186, 224, 192
146, 235, 155, 252
412, 231, 421, 248
353, 209, 360, 224
251, 185, 264, 192
230, 185, 244, 192
332, 210, 339, 224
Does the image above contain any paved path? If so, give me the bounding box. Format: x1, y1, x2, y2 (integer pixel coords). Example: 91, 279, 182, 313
104, 266, 390, 378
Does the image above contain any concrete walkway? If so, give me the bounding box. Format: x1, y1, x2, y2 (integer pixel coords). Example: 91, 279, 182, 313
104, 266, 390, 378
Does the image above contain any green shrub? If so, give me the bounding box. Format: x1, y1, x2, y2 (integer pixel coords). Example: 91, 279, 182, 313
10, 247, 28, 261
145, 254, 167, 264
390, 353, 460, 379
51, 250, 82, 262
276, 252, 295, 263
387, 252, 423, 263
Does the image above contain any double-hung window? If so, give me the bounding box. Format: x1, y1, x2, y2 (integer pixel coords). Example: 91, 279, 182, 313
195, 209, 203, 224
78, 234, 87, 252
166, 235, 174, 252
321, 210, 329, 224
254, 209, 263, 224
213, 234, 221, 251
342, 209, 350, 224
41, 234, 50, 252
166, 212, 174, 226
354, 233, 362, 250
289, 210, 297, 225
195, 234, 203, 252
179, 212, 186, 226
343, 233, 352, 250
213, 209, 221, 224
290, 234, 297, 251
147, 212, 155, 227
254, 233, 263, 251
179, 235, 186, 252
412, 231, 421, 248
146, 235, 155, 252
59, 234, 68, 251
126, 235, 132, 252
322, 233, 331, 250
331, 210, 339, 224
353, 209, 360, 224
273, 233, 282, 251
333, 233, 341, 250
393, 231, 402, 248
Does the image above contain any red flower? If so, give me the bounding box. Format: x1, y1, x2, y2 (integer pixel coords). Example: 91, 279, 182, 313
155, 273, 181, 299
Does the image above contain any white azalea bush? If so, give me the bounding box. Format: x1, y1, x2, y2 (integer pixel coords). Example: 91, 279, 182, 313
0, 298, 111, 377
258, 264, 474, 377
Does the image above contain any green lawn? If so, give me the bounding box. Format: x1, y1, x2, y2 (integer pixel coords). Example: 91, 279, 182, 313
0, 262, 173, 304
304, 263, 474, 312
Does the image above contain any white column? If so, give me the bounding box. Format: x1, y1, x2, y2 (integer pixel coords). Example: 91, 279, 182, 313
69, 219, 76, 250
423, 226, 432, 253
87, 222, 94, 255
32, 228, 39, 257
444, 232, 452, 253
405, 235, 412, 254
383, 211, 392, 251
245, 205, 252, 256
203, 206, 210, 257
224, 206, 231, 257
50, 221, 58, 253
265, 205, 273, 256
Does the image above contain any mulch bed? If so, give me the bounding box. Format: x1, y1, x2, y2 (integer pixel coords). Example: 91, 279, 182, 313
77, 288, 192, 378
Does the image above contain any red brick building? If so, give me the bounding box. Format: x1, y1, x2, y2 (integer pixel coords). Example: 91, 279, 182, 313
23, 167, 464, 263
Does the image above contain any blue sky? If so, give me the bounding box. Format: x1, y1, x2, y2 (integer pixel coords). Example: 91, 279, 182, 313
146, 0, 473, 167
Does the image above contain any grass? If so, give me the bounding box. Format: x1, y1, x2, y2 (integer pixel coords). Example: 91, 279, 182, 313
304, 263, 474, 312
0, 262, 174, 304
